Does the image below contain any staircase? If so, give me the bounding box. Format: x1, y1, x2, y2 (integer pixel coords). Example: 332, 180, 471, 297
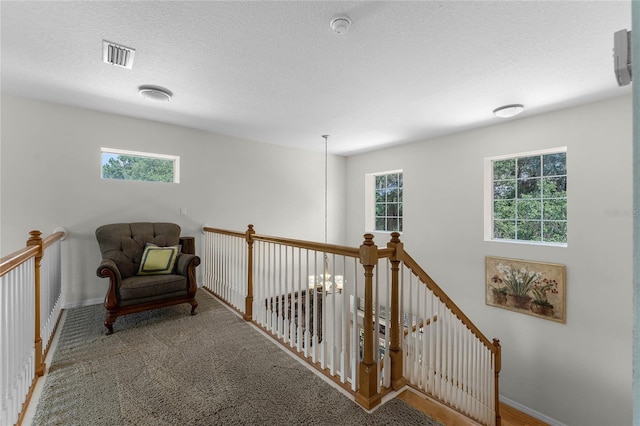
202, 225, 501, 426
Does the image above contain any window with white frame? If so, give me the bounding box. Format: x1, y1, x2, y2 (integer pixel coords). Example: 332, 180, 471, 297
101, 148, 180, 183
485, 148, 566, 245
365, 170, 403, 233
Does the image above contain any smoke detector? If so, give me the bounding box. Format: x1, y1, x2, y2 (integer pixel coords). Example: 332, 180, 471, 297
330, 16, 351, 35
103, 40, 135, 69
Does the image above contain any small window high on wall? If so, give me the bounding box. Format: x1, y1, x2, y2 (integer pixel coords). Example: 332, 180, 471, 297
365, 170, 403, 233
485, 148, 567, 245
101, 148, 180, 183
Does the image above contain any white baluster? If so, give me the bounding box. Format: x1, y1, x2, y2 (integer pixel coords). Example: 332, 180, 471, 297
339, 256, 348, 383
296, 249, 303, 352
350, 259, 358, 392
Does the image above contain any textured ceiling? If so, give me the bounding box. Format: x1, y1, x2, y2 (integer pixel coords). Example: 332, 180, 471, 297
0, 1, 632, 155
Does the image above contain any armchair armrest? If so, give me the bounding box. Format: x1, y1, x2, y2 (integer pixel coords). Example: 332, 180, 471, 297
97, 258, 123, 311
97, 258, 123, 282
176, 253, 199, 276
176, 253, 200, 296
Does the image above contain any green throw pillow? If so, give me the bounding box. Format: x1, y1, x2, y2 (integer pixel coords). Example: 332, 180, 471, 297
138, 245, 179, 275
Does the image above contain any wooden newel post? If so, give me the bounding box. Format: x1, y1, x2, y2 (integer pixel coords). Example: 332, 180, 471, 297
493, 338, 502, 426
243, 224, 256, 321
356, 233, 381, 409
387, 232, 407, 390
27, 230, 45, 377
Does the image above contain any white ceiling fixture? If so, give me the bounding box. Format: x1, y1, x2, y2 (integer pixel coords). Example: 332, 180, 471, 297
1, 2, 632, 156
330, 16, 351, 35
138, 86, 172, 102
102, 40, 135, 70
493, 104, 525, 118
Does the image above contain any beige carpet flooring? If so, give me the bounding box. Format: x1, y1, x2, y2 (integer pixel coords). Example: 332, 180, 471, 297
32, 290, 442, 425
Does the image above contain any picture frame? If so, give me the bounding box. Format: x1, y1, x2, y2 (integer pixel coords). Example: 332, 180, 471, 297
485, 256, 566, 323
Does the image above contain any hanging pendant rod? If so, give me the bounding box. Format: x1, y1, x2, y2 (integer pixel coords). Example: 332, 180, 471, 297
322, 135, 330, 280
322, 135, 329, 246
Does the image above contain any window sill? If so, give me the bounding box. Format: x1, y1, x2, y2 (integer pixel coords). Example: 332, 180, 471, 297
485, 238, 567, 248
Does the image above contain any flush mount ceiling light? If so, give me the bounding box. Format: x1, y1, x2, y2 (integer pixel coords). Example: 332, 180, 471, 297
493, 104, 524, 118
138, 85, 172, 102
330, 16, 351, 35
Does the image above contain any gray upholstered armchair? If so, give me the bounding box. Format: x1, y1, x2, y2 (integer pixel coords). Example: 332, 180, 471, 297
96, 222, 200, 335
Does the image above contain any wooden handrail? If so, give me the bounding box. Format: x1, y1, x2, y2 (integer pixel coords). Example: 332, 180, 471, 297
1, 230, 66, 278
402, 251, 497, 353
253, 234, 361, 258
42, 230, 66, 250
403, 314, 438, 337
203, 226, 246, 239
204, 227, 395, 261
205, 226, 362, 258
0, 245, 39, 277
376, 247, 395, 259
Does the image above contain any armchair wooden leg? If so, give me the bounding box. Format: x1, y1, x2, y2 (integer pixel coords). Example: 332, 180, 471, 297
105, 311, 116, 335
190, 299, 198, 315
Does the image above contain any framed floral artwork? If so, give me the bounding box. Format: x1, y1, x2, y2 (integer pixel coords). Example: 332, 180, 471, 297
485, 256, 566, 323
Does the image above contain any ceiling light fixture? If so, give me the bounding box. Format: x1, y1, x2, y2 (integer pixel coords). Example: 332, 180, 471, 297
314, 134, 343, 293
138, 86, 172, 102
493, 104, 524, 118
330, 16, 351, 35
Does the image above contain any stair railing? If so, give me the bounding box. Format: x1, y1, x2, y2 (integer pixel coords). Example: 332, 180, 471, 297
0, 229, 67, 426
202, 225, 501, 426
399, 251, 501, 425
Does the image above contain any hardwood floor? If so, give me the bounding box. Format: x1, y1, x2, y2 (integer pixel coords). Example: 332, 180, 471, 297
498, 403, 549, 426
397, 389, 549, 426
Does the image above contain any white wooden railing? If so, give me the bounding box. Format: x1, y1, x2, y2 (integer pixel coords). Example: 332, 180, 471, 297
251, 238, 365, 390
202, 225, 501, 425
400, 253, 500, 425
202, 227, 249, 314
39, 230, 65, 358
0, 229, 67, 426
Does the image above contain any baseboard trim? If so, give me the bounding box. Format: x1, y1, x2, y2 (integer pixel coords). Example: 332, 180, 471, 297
500, 395, 567, 426
64, 284, 205, 309
63, 284, 201, 310
63, 297, 103, 309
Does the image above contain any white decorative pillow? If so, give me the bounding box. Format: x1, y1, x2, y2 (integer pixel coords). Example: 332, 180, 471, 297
137, 245, 179, 275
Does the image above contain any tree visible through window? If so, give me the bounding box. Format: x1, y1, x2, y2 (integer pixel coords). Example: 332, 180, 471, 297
492, 150, 566, 244
101, 148, 179, 183
374, 171, 403, 232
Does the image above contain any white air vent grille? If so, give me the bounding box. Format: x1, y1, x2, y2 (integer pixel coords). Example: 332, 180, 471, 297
103, 40, 135, 69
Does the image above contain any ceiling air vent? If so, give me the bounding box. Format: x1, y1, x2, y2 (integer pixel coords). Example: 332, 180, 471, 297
102, 40, 135, 70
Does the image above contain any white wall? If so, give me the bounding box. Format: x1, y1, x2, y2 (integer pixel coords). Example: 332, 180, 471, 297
344, 95, 632, 426
2, 93, 632, 424
0, 95, 346, 306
